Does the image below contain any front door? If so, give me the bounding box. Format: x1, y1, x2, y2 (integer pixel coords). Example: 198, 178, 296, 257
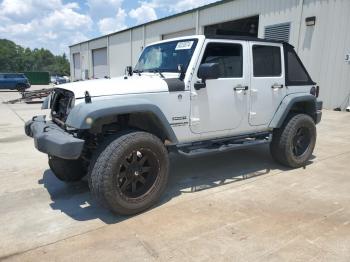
249, 42, 286, 126
190, 40, 249, 134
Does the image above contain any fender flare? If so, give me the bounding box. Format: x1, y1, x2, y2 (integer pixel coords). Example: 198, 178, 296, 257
65, 97, 178, 143
269, 94, 317, 128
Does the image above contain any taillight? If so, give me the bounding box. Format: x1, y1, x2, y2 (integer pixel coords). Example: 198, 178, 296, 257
310, 86, 319, 98
310, 86, 316, 96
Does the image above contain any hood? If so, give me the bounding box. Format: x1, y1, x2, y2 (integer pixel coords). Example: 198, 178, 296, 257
56, 74, 172, 98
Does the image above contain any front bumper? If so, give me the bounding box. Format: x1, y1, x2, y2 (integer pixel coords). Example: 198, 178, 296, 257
25, 115, 84, 160
316, 101, 323, 124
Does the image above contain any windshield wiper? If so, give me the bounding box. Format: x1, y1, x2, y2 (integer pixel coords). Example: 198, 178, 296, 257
149, 70, 165, 78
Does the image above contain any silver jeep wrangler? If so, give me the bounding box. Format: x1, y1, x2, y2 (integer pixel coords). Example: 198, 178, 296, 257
25, 35, 322, 215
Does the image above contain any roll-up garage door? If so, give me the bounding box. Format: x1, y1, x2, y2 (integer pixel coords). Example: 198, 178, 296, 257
73, 53, 81, 80
162, 28, 196, 40
92, 48, 108, 78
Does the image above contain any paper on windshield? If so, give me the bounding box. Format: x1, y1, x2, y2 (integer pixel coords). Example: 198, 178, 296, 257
175, 41, 194, 50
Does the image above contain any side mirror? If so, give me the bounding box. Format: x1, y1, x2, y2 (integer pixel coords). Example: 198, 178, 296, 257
194, 63, 220, 90
178, 64, 185, 81
126, 66, 133, 76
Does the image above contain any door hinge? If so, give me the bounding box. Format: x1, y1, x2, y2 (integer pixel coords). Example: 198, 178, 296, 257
190, 117, 200, 125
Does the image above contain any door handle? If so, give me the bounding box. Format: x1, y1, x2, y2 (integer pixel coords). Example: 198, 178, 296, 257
234, 85, 248, 91
271, 84, 284, 89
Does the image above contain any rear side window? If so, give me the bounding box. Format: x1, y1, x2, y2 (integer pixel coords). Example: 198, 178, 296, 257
285, 46, 314, 85
253, 45, 281, 77
201, 43, 243, 78
5, 74, 20, 78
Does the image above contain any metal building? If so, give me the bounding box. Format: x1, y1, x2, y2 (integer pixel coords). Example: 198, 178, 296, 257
69, 0, 350, 109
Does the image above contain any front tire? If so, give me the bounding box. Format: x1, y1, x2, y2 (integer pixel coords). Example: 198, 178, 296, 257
48, 156, 86, 182
270, 114, 316, 168
89, 131, 169, 215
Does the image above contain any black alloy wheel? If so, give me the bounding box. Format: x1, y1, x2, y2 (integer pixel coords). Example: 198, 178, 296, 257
270, 114, 316, 168
117, 149, 159, 199
89, 131, 169, 215
292, 127, 311, 157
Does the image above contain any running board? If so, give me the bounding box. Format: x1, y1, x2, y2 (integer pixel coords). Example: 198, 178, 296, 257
176, 134, 271, 158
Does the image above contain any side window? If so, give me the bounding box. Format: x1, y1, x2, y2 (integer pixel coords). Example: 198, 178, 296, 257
253, 45, 281, 77
201, 43, 243, 78
285, 46, 313, 85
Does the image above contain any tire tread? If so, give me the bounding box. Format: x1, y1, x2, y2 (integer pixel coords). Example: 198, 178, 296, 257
270, 114, 316, 168
89, 131, 169, 215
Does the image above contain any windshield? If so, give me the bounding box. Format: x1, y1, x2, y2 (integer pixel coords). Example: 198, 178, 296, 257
134, 39, 198, 73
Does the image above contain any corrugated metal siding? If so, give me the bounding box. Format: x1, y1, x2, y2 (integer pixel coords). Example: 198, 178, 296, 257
109, 31, 131, 77
162, 28, 196, 40
145, 12, 196, 44
89, 37, 107, 50
297, 0, 350, 109
131, 27, 144, 66
79, 43, 89, 79
73, 53, 80, 80
264, 23, 290, 42
199, 0, 299, 31
70, 45, 80, 80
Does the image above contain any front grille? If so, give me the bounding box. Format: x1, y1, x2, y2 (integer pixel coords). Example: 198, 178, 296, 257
51, 88, 75, 123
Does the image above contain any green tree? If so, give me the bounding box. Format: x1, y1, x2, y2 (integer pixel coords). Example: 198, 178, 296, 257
0, 39, 70, 76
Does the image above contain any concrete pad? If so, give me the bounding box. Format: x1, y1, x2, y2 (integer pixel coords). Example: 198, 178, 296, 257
0, 89, 349, 261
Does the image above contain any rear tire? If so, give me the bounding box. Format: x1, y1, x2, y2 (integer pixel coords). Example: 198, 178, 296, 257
270, 114, 316, 168
48, 156, 86, 182
16, 84, 26, 92
89, 131, 169, 215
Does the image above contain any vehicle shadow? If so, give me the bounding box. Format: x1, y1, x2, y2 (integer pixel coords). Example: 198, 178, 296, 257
39, 144, 315, 223
38, 172, 122, 224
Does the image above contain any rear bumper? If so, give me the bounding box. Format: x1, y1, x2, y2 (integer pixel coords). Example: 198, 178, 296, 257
25, 115, 84, 160
316, 101, 323, 124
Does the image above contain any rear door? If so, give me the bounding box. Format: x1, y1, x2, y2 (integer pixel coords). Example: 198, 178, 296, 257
249, 43, 286, 126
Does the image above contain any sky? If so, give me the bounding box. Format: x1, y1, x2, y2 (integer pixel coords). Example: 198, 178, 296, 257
0, 0, 219, 55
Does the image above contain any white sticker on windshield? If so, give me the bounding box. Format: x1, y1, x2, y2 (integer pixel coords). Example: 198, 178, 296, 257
175, 41, 194, 50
